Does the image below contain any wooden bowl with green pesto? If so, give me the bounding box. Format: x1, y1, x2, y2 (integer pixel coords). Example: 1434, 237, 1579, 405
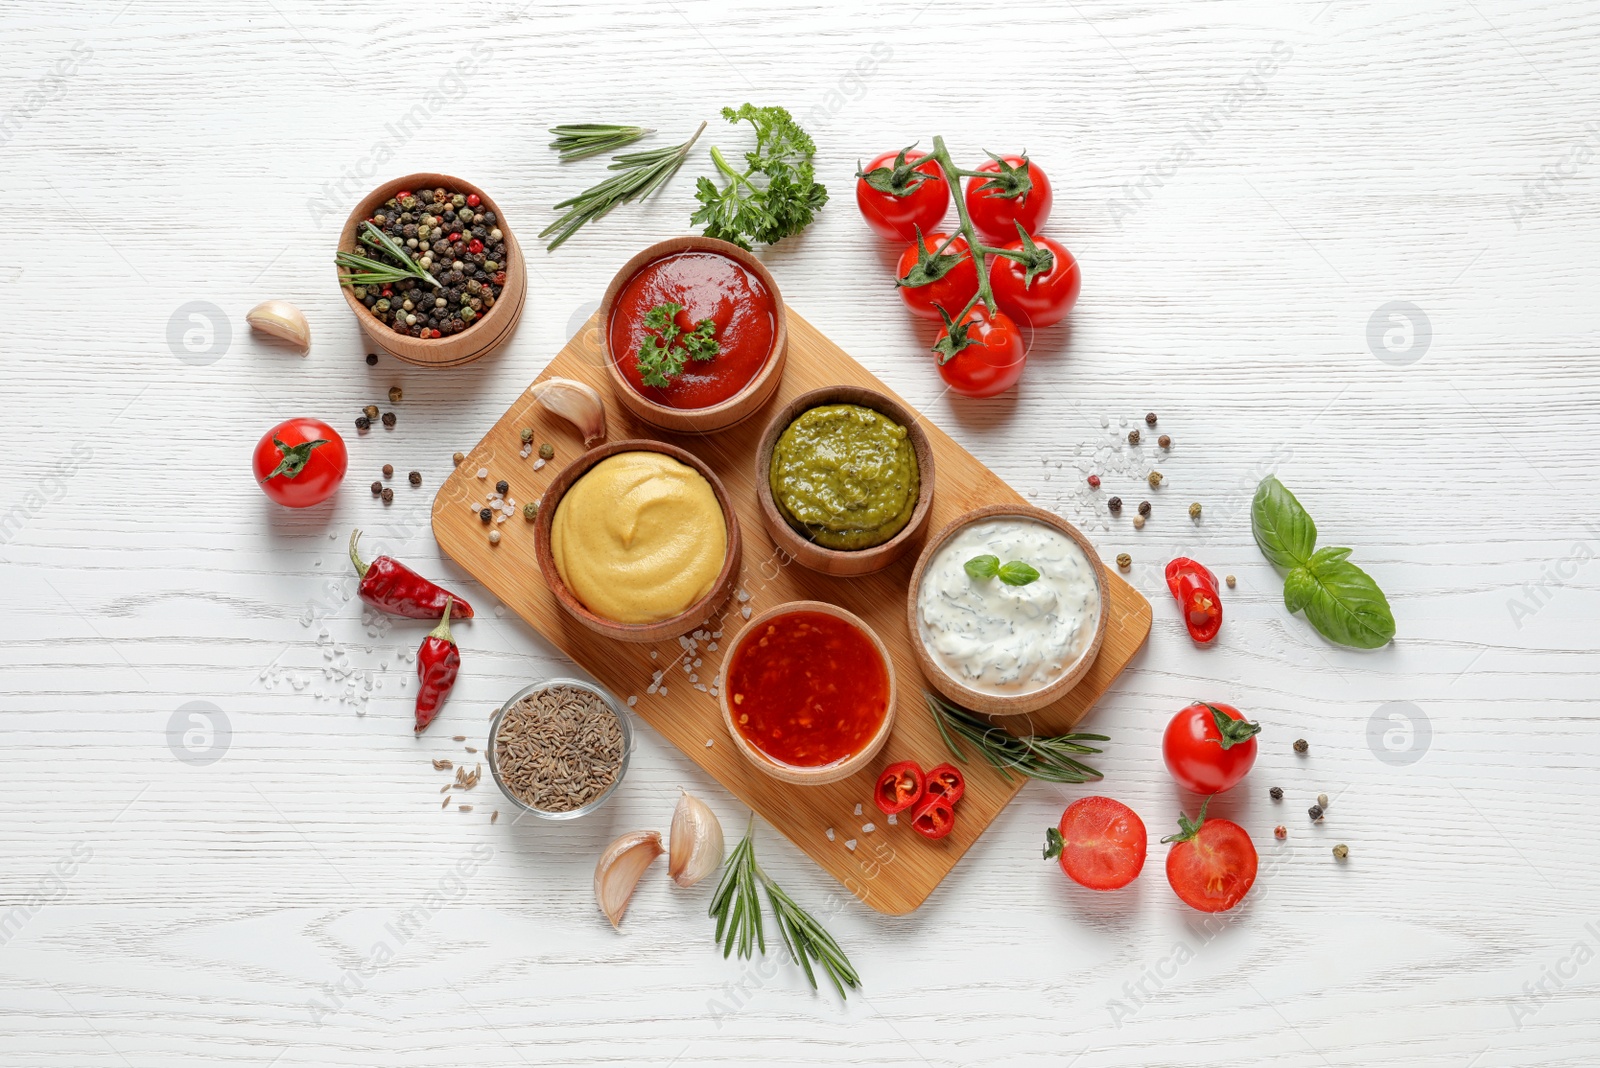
754, 385, 935, 577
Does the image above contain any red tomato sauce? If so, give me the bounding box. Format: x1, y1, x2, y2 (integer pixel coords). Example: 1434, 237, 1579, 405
608, 250, 776, 410
726, 611, 889, 768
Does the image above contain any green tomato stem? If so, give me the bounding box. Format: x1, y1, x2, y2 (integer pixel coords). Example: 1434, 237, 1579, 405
930, 136, 997, 318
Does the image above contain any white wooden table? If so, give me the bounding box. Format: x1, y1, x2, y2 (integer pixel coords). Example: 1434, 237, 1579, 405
3, 1, 1597, 1064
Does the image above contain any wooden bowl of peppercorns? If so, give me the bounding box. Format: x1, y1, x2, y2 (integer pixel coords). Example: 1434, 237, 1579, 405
337, 173, 527, 368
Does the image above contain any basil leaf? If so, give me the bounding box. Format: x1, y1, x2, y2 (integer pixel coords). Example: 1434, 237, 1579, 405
998, 560, 1041, 587
1289, 547, 1396, 649
1251, 476, 1317, 570
964, 555, 1000, 580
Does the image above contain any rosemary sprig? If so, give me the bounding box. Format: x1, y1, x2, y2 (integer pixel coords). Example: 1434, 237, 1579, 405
548, 123, 653, 162
335, 221, 440, 289
708, 817, 860, 998
925, 690, 1108, 784
541, 122, 707, 251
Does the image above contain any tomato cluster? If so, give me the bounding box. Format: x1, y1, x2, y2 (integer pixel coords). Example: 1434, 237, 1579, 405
856, 146, 1081, 398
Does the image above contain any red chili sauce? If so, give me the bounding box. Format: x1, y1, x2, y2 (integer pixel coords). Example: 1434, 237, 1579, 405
608, 250, 776, 410
726, 611, 890, 768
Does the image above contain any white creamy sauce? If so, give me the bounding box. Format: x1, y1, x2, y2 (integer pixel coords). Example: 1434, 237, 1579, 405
917, 518, 1101, 696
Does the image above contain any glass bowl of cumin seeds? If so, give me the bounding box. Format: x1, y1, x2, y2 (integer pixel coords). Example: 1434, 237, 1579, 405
488, 678, 632, 820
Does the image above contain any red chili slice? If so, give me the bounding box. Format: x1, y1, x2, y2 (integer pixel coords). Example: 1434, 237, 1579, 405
1165, 557, 1223, 644
923, 763, 965, 806
911, 794, 956, 840
874, 761, 924, 815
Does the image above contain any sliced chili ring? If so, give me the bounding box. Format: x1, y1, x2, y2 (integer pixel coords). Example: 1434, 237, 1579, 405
910, 794, 956, 840
1164, 557, 1222, 644
874, 760, 925, 815
923, 763, 965, 806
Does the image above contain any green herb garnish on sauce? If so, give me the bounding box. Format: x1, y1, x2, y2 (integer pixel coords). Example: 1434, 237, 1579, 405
964, 555, 1040, 586
635, 302, 720, 388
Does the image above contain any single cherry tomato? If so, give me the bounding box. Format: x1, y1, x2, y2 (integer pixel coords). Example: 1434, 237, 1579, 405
1043, 796, 1147, 891
934, 305, 1027, 398
252, 418, 347, 508
1165, 557, 1223, 643
874, 761, 925, 815
923, 763, 965, 806
964, 154, 1053, 245
1162, 701, 1260, 795
896, 231, 979, 321
1163, 799, 1258, 912
910, 794, 955, 840
856, 148, 950, 241
989, 231, 1081, 329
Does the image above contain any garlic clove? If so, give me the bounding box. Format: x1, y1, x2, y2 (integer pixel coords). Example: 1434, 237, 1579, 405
246, 300, 311, 354
668, 791, 725, 888
594, 830, 663, 929
529, 377, 606, 447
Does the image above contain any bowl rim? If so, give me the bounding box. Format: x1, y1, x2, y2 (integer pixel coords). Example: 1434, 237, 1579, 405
905, 503, 1109, 716
598, 235, 788, 425
336, 172, 522, 350
717, 599, 898, 786
534, 438, 743, 642
486, 677, 633, 820
753, 384, 937, 573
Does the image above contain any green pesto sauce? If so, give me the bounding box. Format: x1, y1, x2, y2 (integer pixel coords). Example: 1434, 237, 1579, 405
770, 403, 920, 550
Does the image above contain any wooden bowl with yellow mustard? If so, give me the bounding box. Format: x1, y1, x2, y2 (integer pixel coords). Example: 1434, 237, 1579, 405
534, 440, 743, 643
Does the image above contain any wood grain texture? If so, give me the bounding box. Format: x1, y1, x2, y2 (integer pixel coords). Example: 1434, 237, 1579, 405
433, 309, 1152, 914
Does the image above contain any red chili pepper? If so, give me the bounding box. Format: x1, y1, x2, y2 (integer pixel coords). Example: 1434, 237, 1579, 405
874, 761, 924, 815
1165, 557, 1222, 643
349, 529, 473, 620
466, 193, 480, 208
468, 239, 484, 255
923, 763, 965, 806
911, 794, 955, 840
414, 601, 460, 734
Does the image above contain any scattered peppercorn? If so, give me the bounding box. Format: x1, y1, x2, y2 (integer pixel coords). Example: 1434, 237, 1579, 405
1294, 738, 1309, 754
520, 427, 534, 444
495, 479, 509, 495
366, 353, 378, 366
409, 471, 422, 486
1158, 434, 1171, 449
1138, 500, 1151, 517
1108, 496, 1122, 513
1226, 574, 1237, 588
370, 481, 382, 497
1333, 843, 1349, 860
389, 386, 403, 403
479, 508, 492, 524
1148, 471, 1163, 488
1116, 552, 1131, 570
1087, 474, 1101, 488
1274, 825, 1287, 840
381, 487, 394, 504
1145, 412, 1157, 425
382, 464, 394, 480
1308, 804, 1324, 822
1269, 786, 1283, 801
382, 412, 396, 428
452, 452, 465, 466
1189, 502, 1202, 519
1133, 515, 1146, 530
488, 529, 501, 545
539, 442, 555, 461
1317, 793, 1329, 809
355, 416, 371, 431
364, 404, 379, 420
1128, 429, 1141, 445
523, 502, 538, 521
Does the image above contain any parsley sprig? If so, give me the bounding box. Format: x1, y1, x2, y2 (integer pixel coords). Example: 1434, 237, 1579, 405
691, 104, 829, 249
635, 302, 720, 388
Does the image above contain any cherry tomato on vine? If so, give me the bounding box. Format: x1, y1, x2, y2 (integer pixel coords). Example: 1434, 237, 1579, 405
933, 305, 1026, 398
253, 418, 347, 508
1043, 796, 1147, 891
964, 154, 1053, 245
1163, 799, 1258, 913
856, 148, 950, 241
1162, 701, 1260, 795
989, 231, 1080, 329
896, 231, 979, 321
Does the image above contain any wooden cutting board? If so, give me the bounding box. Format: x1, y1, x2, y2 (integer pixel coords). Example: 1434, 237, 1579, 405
433, 309, 1152, 915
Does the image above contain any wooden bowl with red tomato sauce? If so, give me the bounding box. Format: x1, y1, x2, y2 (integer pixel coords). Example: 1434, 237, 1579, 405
718, 601, 897, 786
599, 236, 788, 434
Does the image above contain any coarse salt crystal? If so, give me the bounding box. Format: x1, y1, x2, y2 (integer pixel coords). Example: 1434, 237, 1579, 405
627, 696, 637, 706
693, 658, 701, 667
853, 804, 863, 816
708, 642, 717, 651
825, 828, 835, 841
659, 687, 667, 696
650, 650, 658, 659
647, 683, 658, 694
705, 738, 713, 748
476, 468, 488, 479
533, 458, 546, 470
712, 630, 722, 638
844, 839, 857, 851
862, 823, 875, 833
741, 606, 751, 619
694, 684, 707, 692
737, 589, 749, 602
887, 813, 897, 825
690, 674, 698, 683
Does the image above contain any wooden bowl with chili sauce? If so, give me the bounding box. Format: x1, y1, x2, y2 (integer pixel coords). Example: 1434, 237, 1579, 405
719, 601, 897, 786
599, 236, 788, 434
754, 385, 936, 577
906, 504, 1108, 716
533, 439, 743, 644
337, 172, 527, 368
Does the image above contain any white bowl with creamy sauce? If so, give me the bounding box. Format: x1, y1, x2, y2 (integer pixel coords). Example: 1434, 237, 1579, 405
907, 504, 1108, 715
